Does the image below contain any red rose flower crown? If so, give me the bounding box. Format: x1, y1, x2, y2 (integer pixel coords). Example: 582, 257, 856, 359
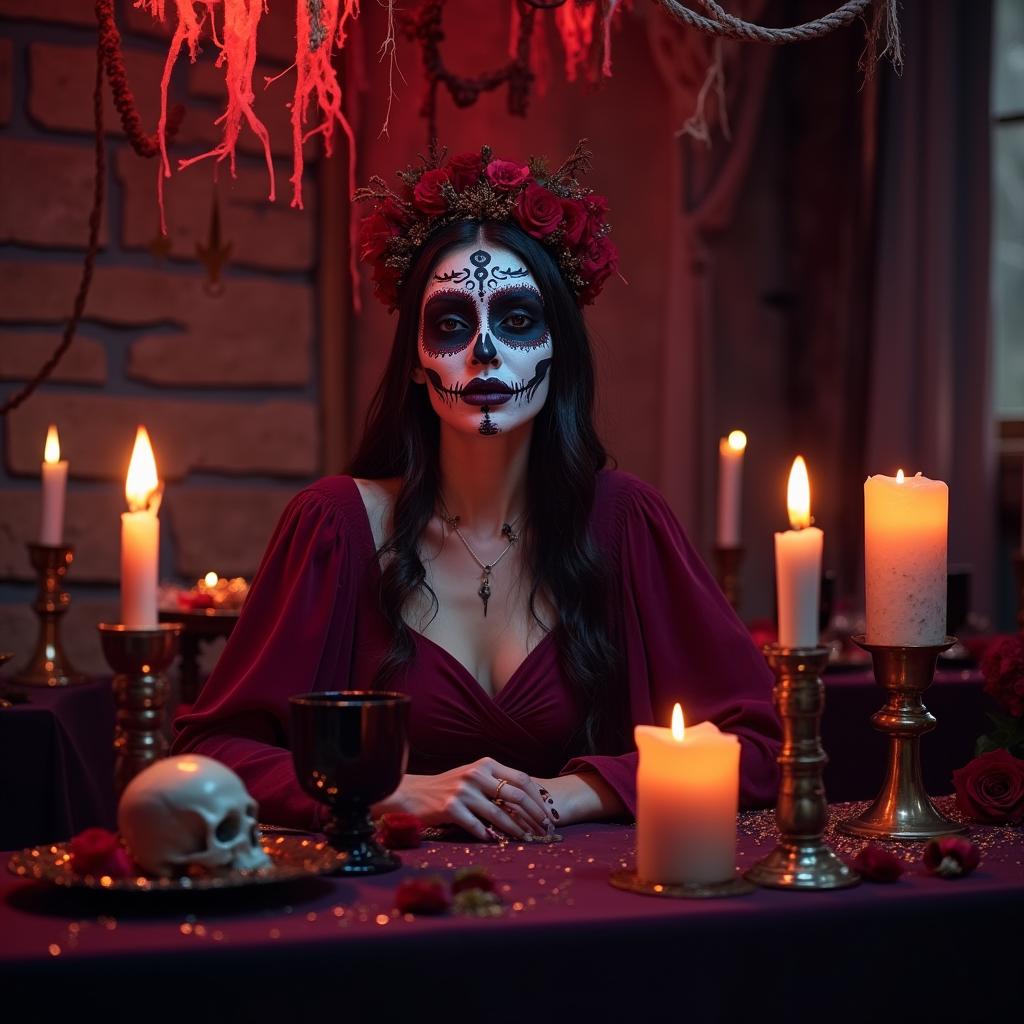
354, 141, 618, 311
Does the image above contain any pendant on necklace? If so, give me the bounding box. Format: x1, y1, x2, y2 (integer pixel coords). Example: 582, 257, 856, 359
478, 566, 492, 617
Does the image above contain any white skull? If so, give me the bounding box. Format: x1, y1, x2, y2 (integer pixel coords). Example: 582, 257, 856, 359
117, 755, 271, 877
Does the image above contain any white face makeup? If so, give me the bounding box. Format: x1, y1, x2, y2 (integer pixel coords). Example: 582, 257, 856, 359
417, 240, 553, 437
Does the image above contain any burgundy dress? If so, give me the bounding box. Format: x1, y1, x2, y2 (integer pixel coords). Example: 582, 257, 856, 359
171, 470, 781, 828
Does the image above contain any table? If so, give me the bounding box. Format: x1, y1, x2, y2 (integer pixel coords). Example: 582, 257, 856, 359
1, 802, 1021, 1021
0, 667, 993, 851
0, 680, 116, 850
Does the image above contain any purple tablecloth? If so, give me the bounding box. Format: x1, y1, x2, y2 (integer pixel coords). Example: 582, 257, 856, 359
0, 680, 116, 850
0, 668, 991, 851
1, 802, 1021, 1020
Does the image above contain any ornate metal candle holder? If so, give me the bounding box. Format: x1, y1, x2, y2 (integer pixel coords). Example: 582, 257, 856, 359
745, 645, 858, 890
98, 623, 182, 797
838, 634, 966, 840
713, 545, 744, 612
16, 543, 86, 687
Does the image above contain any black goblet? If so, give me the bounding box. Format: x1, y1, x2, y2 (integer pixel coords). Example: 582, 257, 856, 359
290, 691, 410, 875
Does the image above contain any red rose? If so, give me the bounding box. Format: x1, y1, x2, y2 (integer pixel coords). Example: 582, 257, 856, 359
850, 844, 904, 883
513, 183, 563, 240
412, 168, 450, 216
394, 876, 450, 915
358, 209, 400, 263
69, 827, 135, 878
579, 234, 619, 304
377, 812, 423, 850
485, 159, 531, 192
980, 634, 1024, 718
952, 749, 1024, 824
923, 836, 981, 878
560, 198, 589, 247
451, 866, 497, 895
448, 152, 484, 192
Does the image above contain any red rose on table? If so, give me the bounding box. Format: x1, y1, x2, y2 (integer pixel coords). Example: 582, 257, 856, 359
952, 749, 1024, 824
485, 159, 531, 192
69, 828, 135, 878
395, 876, 450, 915
377, 812, 423, 850
560, 198, 590, 247
513, 183, 564, 240
579, 234, 619, 303
448, 152, 484, 192
850, 844, 904, 883
923, 836, 981, 878
412, 168, 450, 216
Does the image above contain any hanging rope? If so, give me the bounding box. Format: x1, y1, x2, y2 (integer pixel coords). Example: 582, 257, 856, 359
0, 0, 184, 417
657, 0, 902, 72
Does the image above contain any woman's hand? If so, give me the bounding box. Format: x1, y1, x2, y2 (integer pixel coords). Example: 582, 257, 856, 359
375, 757, 553, 841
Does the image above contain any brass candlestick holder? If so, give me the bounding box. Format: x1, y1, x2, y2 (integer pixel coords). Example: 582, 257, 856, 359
16, 543, 86, 687
98, 623, 182, 797
838, 634, 966, 840
713, 545, 744, 612
745, 645, 858, 890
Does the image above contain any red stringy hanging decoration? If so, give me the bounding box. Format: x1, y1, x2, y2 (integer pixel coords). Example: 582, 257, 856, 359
137, 0, 359, 217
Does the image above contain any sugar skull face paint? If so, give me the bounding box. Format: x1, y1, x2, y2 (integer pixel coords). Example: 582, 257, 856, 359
418, 241, 553, 436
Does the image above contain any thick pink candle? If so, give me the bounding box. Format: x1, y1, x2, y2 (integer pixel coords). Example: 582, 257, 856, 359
39, 424, 67, 546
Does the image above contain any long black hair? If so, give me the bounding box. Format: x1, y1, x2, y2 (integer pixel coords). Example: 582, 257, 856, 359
347, 219, 625, 755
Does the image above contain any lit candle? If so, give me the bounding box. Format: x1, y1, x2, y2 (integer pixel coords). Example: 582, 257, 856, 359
716, 430, 747, 547
774, 456, 823, 648
865, 469, 947, 645
121, 425, 162, 628
635, 704, 740, 885
39, 424, 67, 546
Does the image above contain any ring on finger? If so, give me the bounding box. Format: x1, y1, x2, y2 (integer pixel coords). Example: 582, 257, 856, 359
494, 778, 509, 801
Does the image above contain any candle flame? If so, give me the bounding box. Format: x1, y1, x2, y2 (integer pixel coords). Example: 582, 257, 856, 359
671, 703, 685, 742
896, 468, 905, 484
727, 430, 747, 452
175, 758, 200, 774
44, 424, 61, 464
204, 571, 219, 588
787, 456, 811, 530
125, 426, 160, 513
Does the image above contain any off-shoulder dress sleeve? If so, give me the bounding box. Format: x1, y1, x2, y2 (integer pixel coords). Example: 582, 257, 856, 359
171, 484, 359, 829
561, 476, 782, 817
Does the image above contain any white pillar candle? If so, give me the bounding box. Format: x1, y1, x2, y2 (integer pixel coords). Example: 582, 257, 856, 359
39, 424, 67, 546
635, 705, 740, 885
774, 455, 823, 648
121, 426, 161, 628
864, 470, 947, 646
716, 430, 746, 547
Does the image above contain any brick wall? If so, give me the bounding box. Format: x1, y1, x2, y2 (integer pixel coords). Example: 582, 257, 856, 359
0, 1, 323, 674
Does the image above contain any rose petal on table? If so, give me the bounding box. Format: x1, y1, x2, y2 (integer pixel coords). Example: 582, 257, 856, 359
850, 844, 904, 882
923, 836, 981, 879
394, 876, 450, 915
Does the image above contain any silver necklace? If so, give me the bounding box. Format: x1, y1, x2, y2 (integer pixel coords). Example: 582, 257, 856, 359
438, 500, 523, 618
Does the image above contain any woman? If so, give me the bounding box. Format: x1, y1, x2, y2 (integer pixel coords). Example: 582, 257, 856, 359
172, 144, 781, 839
